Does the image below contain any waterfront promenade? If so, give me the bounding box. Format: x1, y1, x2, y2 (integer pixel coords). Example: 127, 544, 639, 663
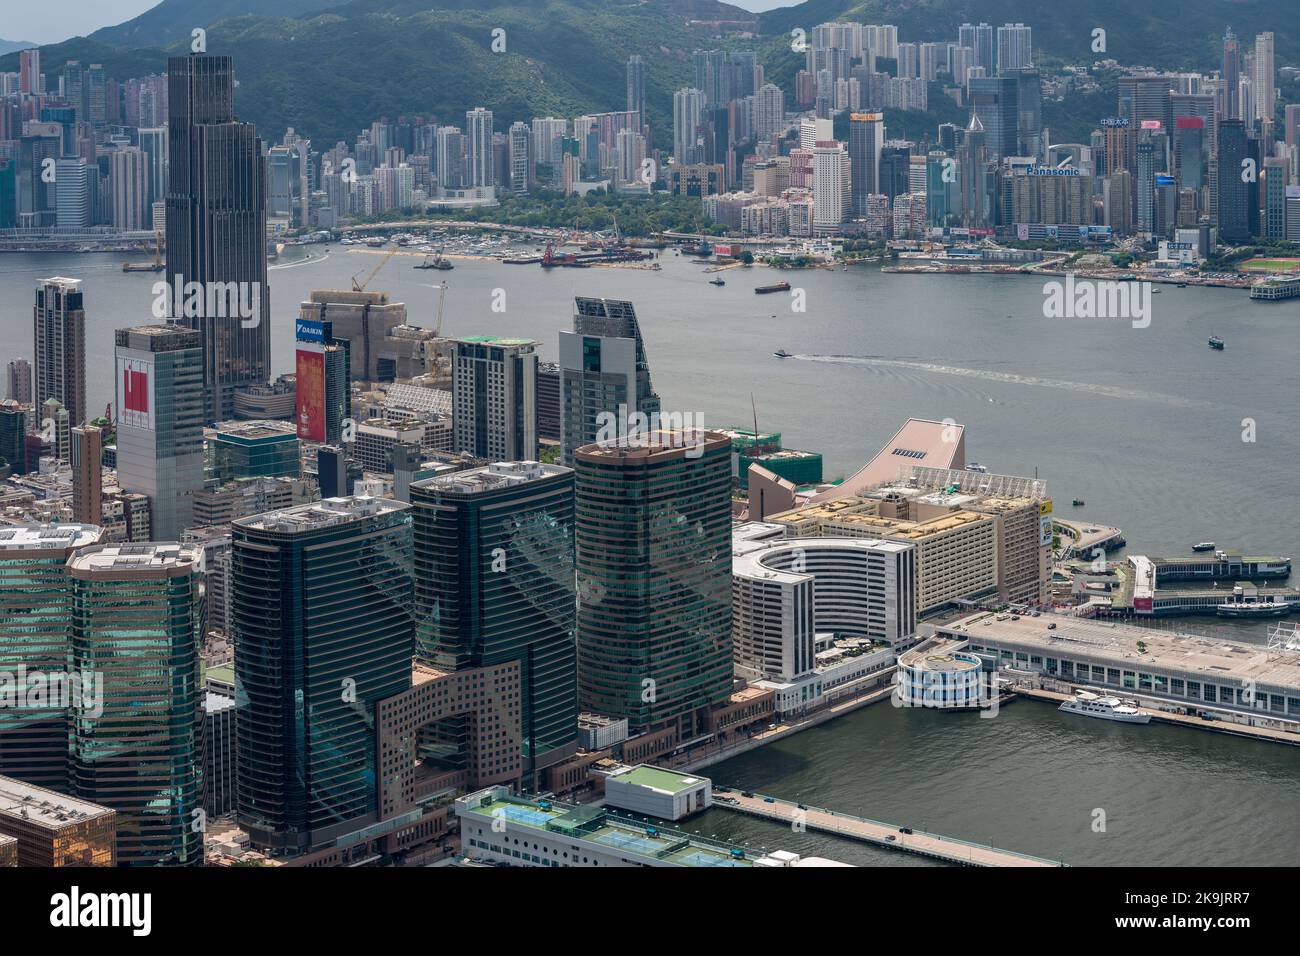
716, 792, 1063, 867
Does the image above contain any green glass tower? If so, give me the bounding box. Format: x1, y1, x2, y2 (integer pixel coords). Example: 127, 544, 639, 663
68, 542, 204, 866
0, 524, 102, 790
232, 496, 413, 853
574, 430, 733, 738
410, 462, 577, 784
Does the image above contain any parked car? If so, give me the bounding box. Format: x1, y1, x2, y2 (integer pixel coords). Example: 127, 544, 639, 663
899, 827, 914, 835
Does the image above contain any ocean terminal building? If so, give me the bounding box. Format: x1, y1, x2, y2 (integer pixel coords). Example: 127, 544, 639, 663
936, 612, 1300, 725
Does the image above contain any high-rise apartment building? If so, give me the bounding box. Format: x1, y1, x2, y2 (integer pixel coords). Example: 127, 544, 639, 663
466, 107, 494, 188
69, 543, 205, 866
71, 425, 103, 525
165, 54, 270, 422
1253, 32, 1275, 124
673, 88, 704, 165
410, 461, 578, 782
32, 277, 86, 426
996, 23, 1033, 73
114, 326, 206, 540
626, 55, 647, 129
574, 430, 733, 738
453, 337, 537, 461
6, 359, 31, 404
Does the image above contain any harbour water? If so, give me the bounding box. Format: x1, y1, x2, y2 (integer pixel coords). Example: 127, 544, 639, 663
3, 244, 1294, 563
3, 246, 1298, 866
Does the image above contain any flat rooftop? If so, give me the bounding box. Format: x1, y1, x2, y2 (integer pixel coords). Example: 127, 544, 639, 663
944, 612, 1300, 692
610, 766, 705, 795
0, 776, 114, 829
234, 496, 408, 533
465, 796, 755, 867
0, 524, 101, 553
412, 461, 570, 495
213, 420, 298, 441
67, 543, 194, 573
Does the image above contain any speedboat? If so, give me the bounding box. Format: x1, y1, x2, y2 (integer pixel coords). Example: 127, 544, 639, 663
1192, 541, 1215, 552
774, 349, 791, 358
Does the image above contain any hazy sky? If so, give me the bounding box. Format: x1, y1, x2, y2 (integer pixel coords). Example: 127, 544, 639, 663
4, 0, 158, 44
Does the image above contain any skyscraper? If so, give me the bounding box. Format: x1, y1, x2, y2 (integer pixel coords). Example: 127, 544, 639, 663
33, 277, 87, 426
410, 461, 577, 783
968, 76, 1020, 160
574, 430, 733, 738
673, 88, 704, 165
166, 54, 270, 423
849, 112, 885, 216
627, 55, 647, 130
1253, 32, 1275, 124
7, 358, 32, 404
0, 524, 103, 790
752, 83, 786, 145
453, 337, 537, 461
233, 496, 414, 852
1222, 29, 1241, 121
114, 326, 206, 540
465, 107, 493, 188
1217, 118, 1251, 241
508, 120, 531, 194
69, 542, 205, 866
559, 297, 661, 465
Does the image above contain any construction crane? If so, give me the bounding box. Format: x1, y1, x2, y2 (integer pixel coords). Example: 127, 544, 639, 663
434, 281, 448, 337
350, 245, 398, 292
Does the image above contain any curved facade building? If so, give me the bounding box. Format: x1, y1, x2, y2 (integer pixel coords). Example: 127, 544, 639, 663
68, 542, 204, 866
732, 536, 916, 683
895, 650, 984, 709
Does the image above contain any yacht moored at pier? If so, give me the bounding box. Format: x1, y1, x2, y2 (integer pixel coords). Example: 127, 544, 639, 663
1058, 691, 1151, 724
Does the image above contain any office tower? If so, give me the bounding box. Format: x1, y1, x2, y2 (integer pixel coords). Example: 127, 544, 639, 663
574, 430, 732, 737
316, 445, 350, 498
41, 104, 77, 156
1174, 117, 1206, 191
879, 142, 912, 203
166, 54, 270, 423
968, 76, 1019, 160
1222, 29, 1241, 121
1217, 119, 1250, 240
1105, 169, 1135, 233
114, 326, 206, 540
959, 112, 992, 228
0, 402, 26, 475
453, 337, 537, 461
997, 23, 1033, 73
410, 461, 577, 782
84, 64, 106, 127
465, 107, 493, 188
138, 127, 167, 211
1262, 157, 1287, 238
848, 112, 884, 216
294, 336, 348, 445
0, 524, 102, 789
627, 55, 647, 129
71, 426, 103, 525
508, 120, 531, 194
0, 776, 116, 866
1254, 33, 1275, 124
69, 543, 204, 866
33, 277, 87, 426
812, 143, 850, 234
19, 49, 40, 95
1119, 74, 1174, 133
752, 83, 785, 145
233, 497, 413, 852
673, 88, 704, 164
109, 147, 147, 230
210, 420, 300, 480
6, 359, 31, 404
559, 297, 661, 465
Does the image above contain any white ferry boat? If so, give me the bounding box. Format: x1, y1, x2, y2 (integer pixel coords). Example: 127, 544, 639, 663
1058, 690, 1151, 724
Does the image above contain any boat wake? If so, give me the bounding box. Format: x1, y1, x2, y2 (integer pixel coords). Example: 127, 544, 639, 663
790, 354, 1197, 406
